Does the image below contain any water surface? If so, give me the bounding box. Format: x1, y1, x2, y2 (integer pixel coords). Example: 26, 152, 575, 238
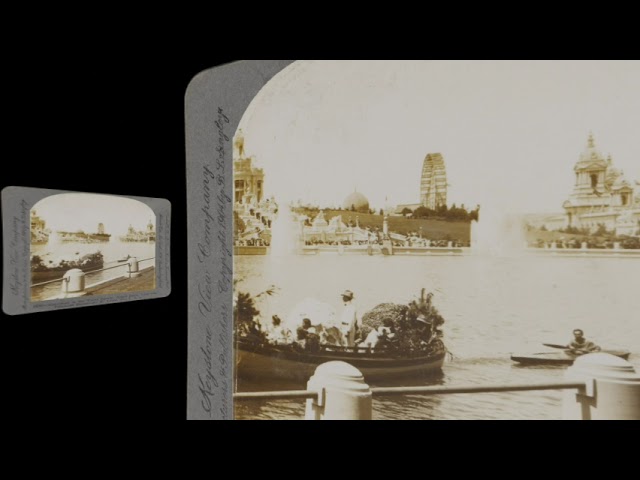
235, 253, 640, 420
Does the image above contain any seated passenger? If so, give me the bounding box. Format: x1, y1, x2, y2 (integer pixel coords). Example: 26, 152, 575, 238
266, 315, 292, 345
305, 327, 321, 353
566, 329, 600, 355
296, 318, 313, 342
319, 325, 344, 346
358, 321, 396, 351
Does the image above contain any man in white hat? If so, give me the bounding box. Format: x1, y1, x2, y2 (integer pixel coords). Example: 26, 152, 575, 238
340, 290, 360, 347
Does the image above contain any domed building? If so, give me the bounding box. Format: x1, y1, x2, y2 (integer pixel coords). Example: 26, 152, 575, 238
343, 190, 370, 213
561, 133, 639, 235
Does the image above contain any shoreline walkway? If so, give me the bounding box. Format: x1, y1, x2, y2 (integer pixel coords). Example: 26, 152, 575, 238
85, 266, 155, 295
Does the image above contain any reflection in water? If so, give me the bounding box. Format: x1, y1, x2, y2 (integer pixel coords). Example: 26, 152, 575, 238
235, 254, 640, 419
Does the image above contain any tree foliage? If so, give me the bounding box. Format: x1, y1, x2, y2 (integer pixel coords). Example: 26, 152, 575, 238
361, 288, 445, 353
411, 204, 479, 222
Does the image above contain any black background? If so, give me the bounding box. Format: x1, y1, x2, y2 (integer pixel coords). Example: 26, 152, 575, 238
3, 55, 638, 430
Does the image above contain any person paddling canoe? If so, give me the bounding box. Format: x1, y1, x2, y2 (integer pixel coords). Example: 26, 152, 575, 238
567, 329, 600, 355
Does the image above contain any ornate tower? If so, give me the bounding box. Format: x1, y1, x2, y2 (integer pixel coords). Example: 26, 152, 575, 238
563, 133, 614, 228
233, 129, 264, 204
420, 153, 447, 210
234, 129, 246, 159
573, 134, 608, 194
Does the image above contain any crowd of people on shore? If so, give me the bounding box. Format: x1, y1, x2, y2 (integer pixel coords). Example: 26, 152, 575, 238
303, 238, 469, 247
396, 237, 468, 247
528, 237, 640, 249
234, 239, 270, 247
304, 239, 364, 246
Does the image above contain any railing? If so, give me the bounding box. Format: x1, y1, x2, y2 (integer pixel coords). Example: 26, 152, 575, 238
370, 381, 586, 396
30, 256, 155, 297
234, 381, 586, 409
235, 390, 318, 401
234, 354, 640, 420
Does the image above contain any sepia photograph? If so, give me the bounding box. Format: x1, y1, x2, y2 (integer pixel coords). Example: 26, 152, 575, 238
30, 193, 157, 302
231, 60, 640, 420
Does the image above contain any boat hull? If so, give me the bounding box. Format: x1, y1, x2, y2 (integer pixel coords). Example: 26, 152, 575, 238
237, 341, 446, 382
511, 349, 630, 366
31, 262, 104, 283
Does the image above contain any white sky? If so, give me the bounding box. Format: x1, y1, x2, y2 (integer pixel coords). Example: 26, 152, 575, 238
32, 193, 154, 235
238, 60, 640, 213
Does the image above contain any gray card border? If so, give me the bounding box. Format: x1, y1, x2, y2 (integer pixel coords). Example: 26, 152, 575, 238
185, 60, 294, 420
2, 186, 171, 315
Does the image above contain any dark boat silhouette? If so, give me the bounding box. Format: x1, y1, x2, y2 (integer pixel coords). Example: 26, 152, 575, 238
511, 349, 630, 366
237, 338, 447, 381
31, 252, 104, 283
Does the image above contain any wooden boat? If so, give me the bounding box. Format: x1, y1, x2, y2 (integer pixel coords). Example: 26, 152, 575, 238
511, 349, 630, 366
236, 338, 447, 382
31, 252, 104, 283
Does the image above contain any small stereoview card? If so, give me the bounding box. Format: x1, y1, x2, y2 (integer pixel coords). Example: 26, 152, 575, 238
2, 186, 171, 315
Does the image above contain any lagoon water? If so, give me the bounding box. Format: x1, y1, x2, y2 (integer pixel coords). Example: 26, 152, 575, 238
235, 253, 640, 420
31, 240, 156, 301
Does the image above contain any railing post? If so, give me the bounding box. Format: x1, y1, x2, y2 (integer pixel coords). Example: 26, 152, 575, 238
305, 361, 372, 420
61, 269, 86, 297
128, 257, 140, 278
562, 353, 640, 420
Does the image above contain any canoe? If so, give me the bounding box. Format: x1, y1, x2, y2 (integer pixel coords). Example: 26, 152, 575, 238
511, 349, 630, 366
236, 338, 447, 382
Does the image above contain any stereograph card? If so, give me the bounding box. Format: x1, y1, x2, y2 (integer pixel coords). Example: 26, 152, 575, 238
2, 186, 171, 315
186, 60, 640, 420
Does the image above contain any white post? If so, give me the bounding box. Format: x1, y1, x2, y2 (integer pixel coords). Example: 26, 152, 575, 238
551, 242, 557, 250
447, 241, 453, 248
305, 361, 372, 420
613, 242, 621, 250
562, 353, 640, 420
128, 257, 140, 278
61, 268, 86, 297
581, 242, 588, 250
